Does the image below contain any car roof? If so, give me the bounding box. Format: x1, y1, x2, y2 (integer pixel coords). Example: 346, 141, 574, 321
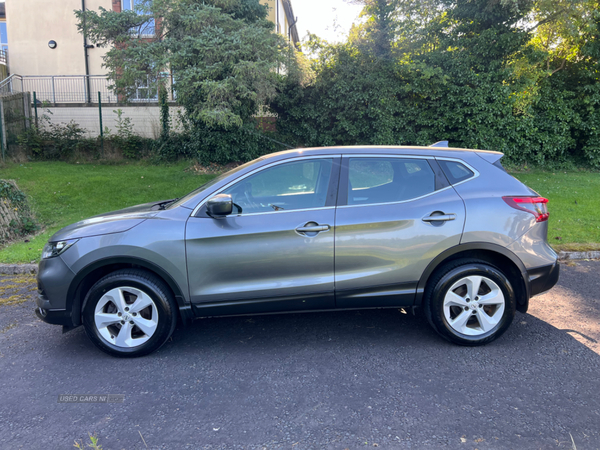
264, 145, 503, 160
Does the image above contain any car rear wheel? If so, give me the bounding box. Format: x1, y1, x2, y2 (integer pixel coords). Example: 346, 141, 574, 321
424, 259, 516, 346
82, 269, 178, 357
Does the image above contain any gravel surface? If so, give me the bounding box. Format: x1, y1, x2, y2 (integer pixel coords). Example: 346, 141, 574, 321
0, 261, 599, 450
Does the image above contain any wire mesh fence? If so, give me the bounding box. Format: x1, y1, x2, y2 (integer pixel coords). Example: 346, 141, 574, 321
0, 92, 31, 160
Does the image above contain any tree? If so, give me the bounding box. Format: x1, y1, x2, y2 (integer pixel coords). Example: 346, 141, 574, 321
349, 0, 399, 59
273, 0, 600, 167
77, 0, 290, 129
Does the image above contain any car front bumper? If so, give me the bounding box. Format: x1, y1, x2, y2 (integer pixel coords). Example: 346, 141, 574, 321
35, 255, 77, 328
34, 303, 73, 327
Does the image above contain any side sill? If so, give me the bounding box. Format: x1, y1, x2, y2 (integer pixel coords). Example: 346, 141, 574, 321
191, 292, 335, 318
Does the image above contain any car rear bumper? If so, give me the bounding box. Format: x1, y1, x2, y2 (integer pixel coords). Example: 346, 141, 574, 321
527, 260, 560, 297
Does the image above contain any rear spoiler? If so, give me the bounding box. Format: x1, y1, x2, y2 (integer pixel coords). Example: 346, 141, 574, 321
428, 140, 504, 167
476, 152, 503, 165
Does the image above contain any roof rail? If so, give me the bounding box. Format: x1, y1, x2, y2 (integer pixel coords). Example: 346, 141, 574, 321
429, 141, 449, 147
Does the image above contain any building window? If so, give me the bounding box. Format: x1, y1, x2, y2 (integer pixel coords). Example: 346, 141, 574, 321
0, 22, 8, 55
122, 0, 155, 37
132, 75, 159, 102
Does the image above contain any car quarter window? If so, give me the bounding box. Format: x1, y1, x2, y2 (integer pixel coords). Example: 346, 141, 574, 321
347, 157, 436, 205
222, 159, 333, 215
437, 160, 474, 184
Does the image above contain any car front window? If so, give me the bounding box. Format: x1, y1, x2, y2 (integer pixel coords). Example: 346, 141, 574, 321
222, 158, 333, 215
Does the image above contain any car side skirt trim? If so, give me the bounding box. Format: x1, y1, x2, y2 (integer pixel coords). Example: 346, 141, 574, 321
191, 292, 335, 317
193, 305, 416, 320
335, 282, 417, 308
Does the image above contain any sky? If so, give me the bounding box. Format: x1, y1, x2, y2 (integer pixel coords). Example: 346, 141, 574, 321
290, 0, 364, 44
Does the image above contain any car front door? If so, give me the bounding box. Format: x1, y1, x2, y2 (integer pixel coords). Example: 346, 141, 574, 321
334, 155, 466, 308
185, 156, 340, 316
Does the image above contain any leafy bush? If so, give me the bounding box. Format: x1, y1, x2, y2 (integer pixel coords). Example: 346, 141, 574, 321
107, 109, 149, 159
155, 118, 285, 165
17, 120, 91, 160
16, 108, 156, 161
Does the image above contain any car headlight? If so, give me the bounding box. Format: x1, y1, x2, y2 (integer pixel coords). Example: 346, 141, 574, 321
42, 239, 79, 259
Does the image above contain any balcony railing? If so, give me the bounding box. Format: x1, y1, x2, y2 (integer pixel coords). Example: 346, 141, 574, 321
0, 74, 172, 104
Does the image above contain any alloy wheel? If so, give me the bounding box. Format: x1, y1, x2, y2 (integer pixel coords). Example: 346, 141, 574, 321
94, 287, 159, 348
442, 275, 505, 336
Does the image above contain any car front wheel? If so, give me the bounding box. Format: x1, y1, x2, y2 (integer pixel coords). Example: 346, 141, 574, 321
82, 269, 178, 357
424, 260, 516, 346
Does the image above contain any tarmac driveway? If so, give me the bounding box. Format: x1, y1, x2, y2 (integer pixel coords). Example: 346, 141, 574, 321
0, 260, 599, 449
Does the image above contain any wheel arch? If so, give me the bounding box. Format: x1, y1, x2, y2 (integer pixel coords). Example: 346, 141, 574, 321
415, 243, 530, 313
67, 257, 191, 328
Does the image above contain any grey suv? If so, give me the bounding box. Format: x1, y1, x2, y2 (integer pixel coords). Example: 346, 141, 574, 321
36, 145, 559, 357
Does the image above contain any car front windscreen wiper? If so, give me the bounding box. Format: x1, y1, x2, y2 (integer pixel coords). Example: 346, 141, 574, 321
153, 198, 179, 210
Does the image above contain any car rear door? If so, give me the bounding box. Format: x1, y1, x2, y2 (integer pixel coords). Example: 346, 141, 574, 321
334, 154, 466, 308
185, 156, 341, 316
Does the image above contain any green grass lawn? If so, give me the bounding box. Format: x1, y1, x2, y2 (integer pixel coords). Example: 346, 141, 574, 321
0, 161, 215, 263
0, 162, 598, 263
512, 171, 600, 252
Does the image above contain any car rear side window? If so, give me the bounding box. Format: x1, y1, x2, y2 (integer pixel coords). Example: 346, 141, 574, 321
347, 158, 435, 205
437, 160, 474, 184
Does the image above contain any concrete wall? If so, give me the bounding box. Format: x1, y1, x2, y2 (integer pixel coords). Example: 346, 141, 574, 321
43, 104, 183, 139
5, 0, 111, 76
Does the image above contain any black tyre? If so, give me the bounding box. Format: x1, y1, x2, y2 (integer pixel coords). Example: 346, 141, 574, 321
82, 269, 178, 357
424, 259, 516, 346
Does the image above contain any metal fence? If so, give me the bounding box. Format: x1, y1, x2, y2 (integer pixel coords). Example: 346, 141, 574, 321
25, 76, 116, 104
0, 74, 23, 96
0, 74, 171, 104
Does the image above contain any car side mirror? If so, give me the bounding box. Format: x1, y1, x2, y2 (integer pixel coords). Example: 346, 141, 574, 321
206, 194, 233, 218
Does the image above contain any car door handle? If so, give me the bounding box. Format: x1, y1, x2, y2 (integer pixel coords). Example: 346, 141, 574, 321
422, 214, 456, 222
295, 224, 330, 233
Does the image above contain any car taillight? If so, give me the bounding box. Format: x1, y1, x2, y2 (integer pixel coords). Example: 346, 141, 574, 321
502, 196, 549, 222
